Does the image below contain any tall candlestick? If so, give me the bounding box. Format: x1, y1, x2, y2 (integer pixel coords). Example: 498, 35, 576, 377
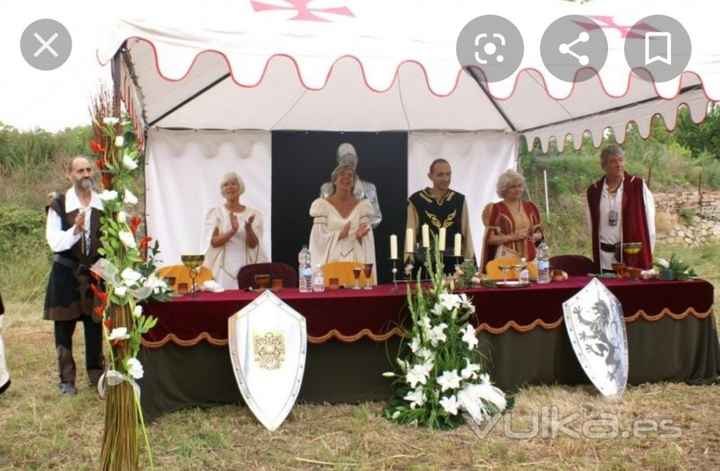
390, 234, 398, 260
454, 233, 462, 257
405, 228, 414, 253
422, 224, 430, 248
438, 227, 446, 251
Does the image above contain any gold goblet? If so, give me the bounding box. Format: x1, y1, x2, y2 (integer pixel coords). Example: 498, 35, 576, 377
363, 263, 374, 290
181, 254, 205, 296
352, 266, 363, 290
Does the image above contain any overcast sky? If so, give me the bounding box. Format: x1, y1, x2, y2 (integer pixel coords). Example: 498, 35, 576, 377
0, 3, 113, 131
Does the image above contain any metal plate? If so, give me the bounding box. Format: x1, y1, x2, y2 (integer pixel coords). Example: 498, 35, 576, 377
228, 290, 307, 431
563, 278, 629, 397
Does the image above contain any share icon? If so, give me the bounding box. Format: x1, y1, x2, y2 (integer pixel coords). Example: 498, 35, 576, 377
558, 31, 590, 66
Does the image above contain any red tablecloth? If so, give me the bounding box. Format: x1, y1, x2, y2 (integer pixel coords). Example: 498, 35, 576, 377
142, 277, 714, 347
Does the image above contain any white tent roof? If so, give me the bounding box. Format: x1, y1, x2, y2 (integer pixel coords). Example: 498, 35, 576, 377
98, 0, 718, 149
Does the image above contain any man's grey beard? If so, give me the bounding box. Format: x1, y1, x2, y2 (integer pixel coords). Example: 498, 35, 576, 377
77, 177, 95, 191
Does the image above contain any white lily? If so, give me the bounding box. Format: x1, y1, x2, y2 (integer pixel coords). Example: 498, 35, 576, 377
120, 267, 143, 285
439, 395, 459, 415
144, 274, 166, 290
116, 210, 127, 224
459, 293, 476, 314
126, 357, 144, 379
108, 327, 129, 341
133, 305, 143, 318
461, 359, 482, 380
437, 369, 462, 392
99, 190, 118, 201
417, 347, 434, 361
122, 153, 138, 170
114, 136, 125, 147
114, 286, 127, 297
123, 189, 138, 205
103, 117, 119, 125
438, 293, 461, 312
406, 359, 434, 388
428, 323, 447, 347
404, 387, 426, 409
118, 230, 137, 249
461, 323, 479, 349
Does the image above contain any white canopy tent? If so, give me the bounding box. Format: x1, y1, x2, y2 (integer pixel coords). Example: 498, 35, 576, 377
98, 0, 718, 144
97, 0, 718, 263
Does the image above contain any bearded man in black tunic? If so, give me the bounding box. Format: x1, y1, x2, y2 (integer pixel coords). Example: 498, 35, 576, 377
44, 156, 104, 395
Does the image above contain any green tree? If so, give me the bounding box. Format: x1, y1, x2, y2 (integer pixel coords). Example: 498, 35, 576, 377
674, 106, 720, 160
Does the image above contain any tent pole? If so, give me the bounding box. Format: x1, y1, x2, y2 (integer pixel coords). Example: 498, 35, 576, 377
543, 169, 550, 219
464, 67, 517, 132
147, 73, 231, 127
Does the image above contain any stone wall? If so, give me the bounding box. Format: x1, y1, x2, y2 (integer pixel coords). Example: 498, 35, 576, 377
654, 190, 720, 221
654, 190, 720, 246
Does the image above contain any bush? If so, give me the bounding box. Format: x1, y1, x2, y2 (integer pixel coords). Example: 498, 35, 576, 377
0, 205, 50, 302
678, 207, 697, 225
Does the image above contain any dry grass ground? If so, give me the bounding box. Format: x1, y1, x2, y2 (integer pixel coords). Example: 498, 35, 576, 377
0, 244, 718, 470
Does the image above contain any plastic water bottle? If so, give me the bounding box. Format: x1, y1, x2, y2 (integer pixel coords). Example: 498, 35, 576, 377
298, 246, 312, 292
536, 242, 551, 284
312, 264, 325, 292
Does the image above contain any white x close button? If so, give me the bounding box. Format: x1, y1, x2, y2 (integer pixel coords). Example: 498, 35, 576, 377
21, 19, 72, 71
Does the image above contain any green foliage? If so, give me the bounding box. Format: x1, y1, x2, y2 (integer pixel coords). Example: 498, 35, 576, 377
0, 205, 50, 301
654, 254, 697, 281
675, 106, 720, 160
384, 241, 506, 429
0, 122, 92, 175
678, 207, 697, 225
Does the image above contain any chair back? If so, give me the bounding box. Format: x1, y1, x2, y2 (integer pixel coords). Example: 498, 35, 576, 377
237, 263, 298, 290
157, 265, 214, 293
549, 255, 595, 276
484, 257, 538, 281
322, 261, 370, 288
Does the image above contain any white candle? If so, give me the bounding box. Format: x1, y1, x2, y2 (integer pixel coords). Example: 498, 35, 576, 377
422, 224, 430, 248
405, 228, 414, 253
390, 234, 398, 260
438, 227, 446, 251
454, 233, 462, 257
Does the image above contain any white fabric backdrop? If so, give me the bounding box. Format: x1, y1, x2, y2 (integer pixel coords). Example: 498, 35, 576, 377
408, 131, 518, 263
145, 129, 272, 265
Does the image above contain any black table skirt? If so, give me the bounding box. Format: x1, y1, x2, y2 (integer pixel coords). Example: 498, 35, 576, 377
139, 315, 720, 422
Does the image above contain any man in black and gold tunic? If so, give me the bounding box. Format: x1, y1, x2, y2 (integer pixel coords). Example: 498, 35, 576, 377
405, 159, 475, 270
44, 156, 104, 395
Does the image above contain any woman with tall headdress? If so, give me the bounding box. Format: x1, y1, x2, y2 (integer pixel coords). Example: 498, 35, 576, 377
309, 163, 377, 280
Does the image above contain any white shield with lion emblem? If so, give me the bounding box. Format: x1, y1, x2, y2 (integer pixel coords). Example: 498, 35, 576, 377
228, 290, 307, 430
563, 278, 629, 397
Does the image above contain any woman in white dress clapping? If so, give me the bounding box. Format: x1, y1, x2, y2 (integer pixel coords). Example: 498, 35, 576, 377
203, 172, 267, 289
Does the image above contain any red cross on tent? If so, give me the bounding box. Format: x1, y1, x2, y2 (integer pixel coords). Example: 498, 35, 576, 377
251, 0, 354, 22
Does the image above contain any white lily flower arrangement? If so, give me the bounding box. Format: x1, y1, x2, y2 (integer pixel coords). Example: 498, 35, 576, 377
384, 236, 508, 429
89, 100, 173, 468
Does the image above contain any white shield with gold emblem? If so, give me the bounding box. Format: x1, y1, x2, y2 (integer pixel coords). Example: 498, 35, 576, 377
228, 290, 307, 431
563, 278, 629, 398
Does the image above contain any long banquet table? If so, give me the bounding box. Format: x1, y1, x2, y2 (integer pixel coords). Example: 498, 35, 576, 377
140, 277, 718, 421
